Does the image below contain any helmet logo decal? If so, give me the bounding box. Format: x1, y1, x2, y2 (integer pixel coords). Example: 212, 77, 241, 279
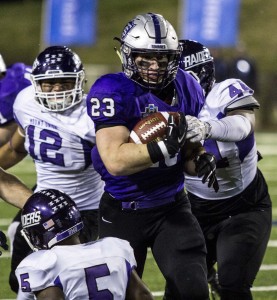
39, 190, 69, 212
22, 211, 41, 228
184, 51, 212, 69
122, 21, 136, 40
32, 58, 39, 72
44, 53, 63, 65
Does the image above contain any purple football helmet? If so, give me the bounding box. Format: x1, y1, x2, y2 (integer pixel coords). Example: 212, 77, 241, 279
31, 46, 85, 112
179, 39, 215, 95
21, 189, 83, 251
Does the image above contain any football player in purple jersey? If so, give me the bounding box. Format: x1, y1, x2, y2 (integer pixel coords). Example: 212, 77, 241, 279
86, 13, 218, 300
0, 53, 32, 145
16, 189, 154, 300
177, 39, 272, 300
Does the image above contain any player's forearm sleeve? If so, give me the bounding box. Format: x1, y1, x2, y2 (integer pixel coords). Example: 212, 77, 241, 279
207, 115, 252, 142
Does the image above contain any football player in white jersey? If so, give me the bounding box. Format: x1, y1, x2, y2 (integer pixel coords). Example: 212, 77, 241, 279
16, 189, 154, 300
176, 40, 272, 300
0, 46, 104, 293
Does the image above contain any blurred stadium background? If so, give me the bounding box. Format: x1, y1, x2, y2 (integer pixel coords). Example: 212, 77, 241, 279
0, 0, 276, 299
0, 0, 276, 129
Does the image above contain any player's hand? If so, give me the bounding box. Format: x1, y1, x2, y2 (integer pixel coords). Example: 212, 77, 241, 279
194, 153, 219, 192
147, 112, 187, 162
163, 112, 187, 155
0, 230, 8, 256
185, 115, 211, 142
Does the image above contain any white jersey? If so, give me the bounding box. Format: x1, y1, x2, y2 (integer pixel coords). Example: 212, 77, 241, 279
185, 78, 259, 199
13, 85, 104, 210
16, 237, 136, 300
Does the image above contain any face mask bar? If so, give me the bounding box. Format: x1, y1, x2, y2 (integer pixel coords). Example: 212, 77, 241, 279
31, 71, 85, 112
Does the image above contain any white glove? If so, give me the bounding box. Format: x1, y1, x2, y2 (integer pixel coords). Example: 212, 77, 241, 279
185, 115, 211, 143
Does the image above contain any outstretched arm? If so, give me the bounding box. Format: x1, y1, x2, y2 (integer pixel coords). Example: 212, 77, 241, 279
0, 167, 32, 208
185, 109, 255, 143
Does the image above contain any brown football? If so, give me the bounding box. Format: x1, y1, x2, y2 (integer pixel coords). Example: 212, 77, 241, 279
129, 111, 180, 144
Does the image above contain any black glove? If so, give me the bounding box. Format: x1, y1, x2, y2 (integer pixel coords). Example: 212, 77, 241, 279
147, 112, 188, 163
0, 230, 8, 256
194, 153, 219, 192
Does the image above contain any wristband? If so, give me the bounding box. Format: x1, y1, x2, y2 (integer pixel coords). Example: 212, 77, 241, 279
147, 141, 170, 163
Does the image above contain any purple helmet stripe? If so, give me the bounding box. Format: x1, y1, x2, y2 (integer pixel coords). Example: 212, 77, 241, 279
149, 13, 161, 43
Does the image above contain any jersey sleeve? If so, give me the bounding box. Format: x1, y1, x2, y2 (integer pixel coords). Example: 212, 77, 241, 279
16, 251, 59, 295
102, 237, 137, 268
86, 73, 138, 131
212, 78, 258, 114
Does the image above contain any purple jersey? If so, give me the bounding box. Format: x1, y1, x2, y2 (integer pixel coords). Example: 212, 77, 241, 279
87, 69, 205, 202
0, 63, 32, 124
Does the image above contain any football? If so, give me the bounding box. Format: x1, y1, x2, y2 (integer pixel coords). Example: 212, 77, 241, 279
129, 111, 180, 144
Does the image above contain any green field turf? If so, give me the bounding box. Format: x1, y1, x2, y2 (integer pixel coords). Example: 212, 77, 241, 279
0, 132, 276, 299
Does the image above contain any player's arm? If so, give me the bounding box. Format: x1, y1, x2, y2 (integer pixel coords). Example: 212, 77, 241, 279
185, 108, 255, 143
125, 269, 154, 300
0, 125, 27, 169
0, 167, 32, 208
96, 125, 153, 176
183, 141, 219, 192
0, 120, 18, 147
35, 286, 65, 300
96, 114, 186, 176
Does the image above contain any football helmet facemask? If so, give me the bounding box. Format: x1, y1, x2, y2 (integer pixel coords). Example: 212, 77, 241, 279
179, 39, 215, 95
115, 13, 182, 90
31, 46, 85, 112
21, 189, 83, 251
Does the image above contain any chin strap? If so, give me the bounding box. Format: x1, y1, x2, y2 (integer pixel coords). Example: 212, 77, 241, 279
114, 47, 123, 63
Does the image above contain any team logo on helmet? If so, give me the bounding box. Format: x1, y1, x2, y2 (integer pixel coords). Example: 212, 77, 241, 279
22, 211, 41, 228
184, 50, 213, 69
122, 21, 136, 40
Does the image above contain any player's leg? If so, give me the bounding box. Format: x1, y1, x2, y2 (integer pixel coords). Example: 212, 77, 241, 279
8, 185, 37, 293
216, 208, 271, 300
7, 210, 21, 254
79, 209, 98, 242
204, 225, 221, 299
153, 196, 209, 300
9, 219, 32, 293
98, 192, 148, 277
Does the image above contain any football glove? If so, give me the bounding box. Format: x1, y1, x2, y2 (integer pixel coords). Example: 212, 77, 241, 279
0, 230, 8, 256
194, 153, 219, 192
147, 112, 187, 163
185, 115, 211, 142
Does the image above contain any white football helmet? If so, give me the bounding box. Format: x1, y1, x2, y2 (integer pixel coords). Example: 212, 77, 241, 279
115, 13, 182, 90
31, 46, 85, 112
